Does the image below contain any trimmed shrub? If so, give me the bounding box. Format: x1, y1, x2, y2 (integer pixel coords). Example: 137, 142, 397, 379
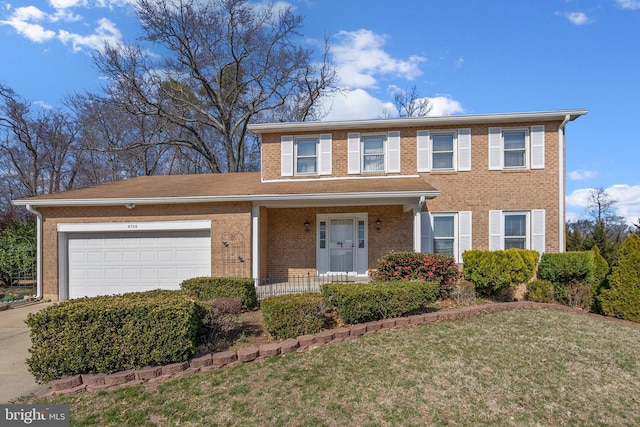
462, 249, 538, 297
180, 277, 257, 310
26, 290, 205, 383
538, 252, 595, 289
321, 281, 439, 324
525, 280, 554, 303
600, 234, 640, 322
261, 293, 327, 340
370, 251, 461, 296
590, 245, 610, 312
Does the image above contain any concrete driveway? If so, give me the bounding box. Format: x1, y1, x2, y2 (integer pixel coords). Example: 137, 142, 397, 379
0, 301, 55, 403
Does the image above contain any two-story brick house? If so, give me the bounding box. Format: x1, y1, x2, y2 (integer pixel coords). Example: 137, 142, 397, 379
13, 109, 587, 301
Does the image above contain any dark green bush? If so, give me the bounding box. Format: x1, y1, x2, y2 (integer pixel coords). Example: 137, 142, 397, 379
525, 280, 554, 303
370, 251, 461, 296
261, 293, 327, 340
600, 234, 640, 322
538, 252, 595, 288
462, 249, 538, 297
180, 277, 257, 310
590, 245, 610, 312
321, 280, 439, 324
26, 290, 205, 383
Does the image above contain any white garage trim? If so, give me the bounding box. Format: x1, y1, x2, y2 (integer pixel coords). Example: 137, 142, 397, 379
58, 221, 212, 300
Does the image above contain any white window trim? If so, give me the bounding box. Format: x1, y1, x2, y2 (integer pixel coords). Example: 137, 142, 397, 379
420, 211, 472, 263
361, 133, 387, 173
294, 136, 319, 176
489, 209, 545, 253
283, 134, 332, 177
488, 126, 545, 171
417, 128, 471, 172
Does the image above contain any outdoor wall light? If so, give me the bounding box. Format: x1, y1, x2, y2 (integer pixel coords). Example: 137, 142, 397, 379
375, 218, 382, 229
304, 220, 311, 231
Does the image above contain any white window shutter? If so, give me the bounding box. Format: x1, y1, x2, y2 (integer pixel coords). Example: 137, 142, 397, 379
531, 209, 545, 255
417, 130, 430, 172
488, 127, 502, 170
281, 136, 293, 176
348, 132, 361, 174
458, 128, 471, 171
458, 211, 472, 262
489, 210, 503, 250
530, 125, 545, 169
420, 212, 433, 253
387, 131, 401, 173
319, 134, 332, 175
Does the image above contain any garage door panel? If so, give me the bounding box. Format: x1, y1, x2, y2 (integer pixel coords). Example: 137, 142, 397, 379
68, 230, 211, 299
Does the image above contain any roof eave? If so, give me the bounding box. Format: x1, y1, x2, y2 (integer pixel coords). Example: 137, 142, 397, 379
12, 190, 440, 208
248, 109, 589, 134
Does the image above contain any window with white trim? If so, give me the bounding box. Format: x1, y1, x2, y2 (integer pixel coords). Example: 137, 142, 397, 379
295, 138, 318, 174
489, 209, 545, 254
420, 211, 472, 263
417, 128, 471, 172
348, 131, 400, 174
281, 134, 332, 177
488, 126, 545, 170
362, 135, 385, 172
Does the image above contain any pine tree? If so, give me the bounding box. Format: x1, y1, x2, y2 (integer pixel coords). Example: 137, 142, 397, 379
600, 234, 640, 322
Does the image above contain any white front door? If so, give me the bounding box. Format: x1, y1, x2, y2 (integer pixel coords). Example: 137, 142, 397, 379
317, 214, 368, 275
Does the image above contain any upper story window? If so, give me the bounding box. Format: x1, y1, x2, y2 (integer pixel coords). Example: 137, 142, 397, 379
362, 135, 385, 172
281, 134, 332, 177
417, 128, 471, 172
348, 131, 400, 174
295, 138, 318, 174
489, 125, 545, 170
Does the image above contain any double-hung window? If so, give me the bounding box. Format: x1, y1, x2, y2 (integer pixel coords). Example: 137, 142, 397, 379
503, 130, 527, 168
432, 215, 455, 256
295, 138, 318, 174
420, 211, 472, 263
489, 210, 545, 253
431, 132, 455, 170
362, 135, 385, 172
488, 126, 545, 170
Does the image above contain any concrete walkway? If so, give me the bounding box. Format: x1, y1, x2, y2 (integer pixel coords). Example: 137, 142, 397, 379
0, 301, 55, 403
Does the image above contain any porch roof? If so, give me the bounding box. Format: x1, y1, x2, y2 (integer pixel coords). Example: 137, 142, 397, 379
12, 172, 439, 208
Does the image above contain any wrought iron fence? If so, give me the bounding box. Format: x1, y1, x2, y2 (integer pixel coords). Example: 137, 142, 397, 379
256, 273, 368, 299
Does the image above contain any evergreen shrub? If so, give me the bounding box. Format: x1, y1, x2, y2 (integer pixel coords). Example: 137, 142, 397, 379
261, 293, 327, 340
180, 277, 257, 310
462, 249, 538, 296
600, 234, 640, 322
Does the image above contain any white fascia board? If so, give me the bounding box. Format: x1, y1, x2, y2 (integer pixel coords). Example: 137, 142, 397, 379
248, 109, 588, 134
15, 191, 440, 208
57, 220, 212, 233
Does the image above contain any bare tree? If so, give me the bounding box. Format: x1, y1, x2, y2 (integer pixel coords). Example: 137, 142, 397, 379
393, 85, 432, 118
94, 0, 337, 173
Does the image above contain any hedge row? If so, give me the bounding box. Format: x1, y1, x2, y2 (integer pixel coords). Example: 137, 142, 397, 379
180, 277, 258, 310
261, 293, 327, 340
321, 280, 440, 324
26, 290, 205, 383
462, 249, 538, 296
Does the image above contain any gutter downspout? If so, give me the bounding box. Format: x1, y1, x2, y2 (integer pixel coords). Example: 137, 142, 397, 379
413, 196, 426, 251
25, 204, 43, 300
558, 114, 571, 253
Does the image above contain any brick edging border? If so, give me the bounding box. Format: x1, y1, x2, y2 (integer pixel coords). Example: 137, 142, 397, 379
39, 302, 639, 397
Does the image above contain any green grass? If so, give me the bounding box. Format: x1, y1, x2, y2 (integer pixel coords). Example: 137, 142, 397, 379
19, 309, 640, 426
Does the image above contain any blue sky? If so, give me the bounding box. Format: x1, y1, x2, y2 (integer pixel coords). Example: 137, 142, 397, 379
1, 0, 639, 225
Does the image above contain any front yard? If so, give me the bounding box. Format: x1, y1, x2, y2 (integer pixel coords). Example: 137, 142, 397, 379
19, 308, 640, 426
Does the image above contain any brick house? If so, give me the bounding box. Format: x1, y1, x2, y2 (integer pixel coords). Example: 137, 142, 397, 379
13, 109, 587, 301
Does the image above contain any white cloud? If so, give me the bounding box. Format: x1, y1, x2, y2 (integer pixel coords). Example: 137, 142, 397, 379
58, 17, 122, 51
428, 95, 464, 116
562, 12, 594, 25
617, 0, 640, 9
568, 169, 597, 181
322, 89, 393, 121
332, 29, 425, 89
49, 0, 88, 9
566, 184, 640, 225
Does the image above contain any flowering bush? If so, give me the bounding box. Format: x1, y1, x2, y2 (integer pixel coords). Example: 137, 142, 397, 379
370, 251, 461, 297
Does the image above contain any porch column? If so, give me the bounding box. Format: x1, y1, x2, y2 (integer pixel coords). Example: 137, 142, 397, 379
251, 204, 260, 286
413, 196, 426, 252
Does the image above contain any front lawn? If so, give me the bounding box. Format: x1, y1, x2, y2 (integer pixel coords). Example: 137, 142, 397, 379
18, 308, 640, 426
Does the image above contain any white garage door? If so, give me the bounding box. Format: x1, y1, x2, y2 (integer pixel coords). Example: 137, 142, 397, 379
67, 230, 211, 299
